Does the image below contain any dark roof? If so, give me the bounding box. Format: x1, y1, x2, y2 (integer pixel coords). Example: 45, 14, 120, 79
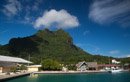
76, 61, 87, 68
87, 62, 97, 67
76, 61, 97, 68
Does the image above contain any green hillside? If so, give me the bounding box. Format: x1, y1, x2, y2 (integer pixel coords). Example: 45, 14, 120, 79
0, 29, 128, 65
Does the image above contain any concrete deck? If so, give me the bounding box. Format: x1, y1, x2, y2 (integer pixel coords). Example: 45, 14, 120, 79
34, 71, 107, 74
0, 72, 31, 81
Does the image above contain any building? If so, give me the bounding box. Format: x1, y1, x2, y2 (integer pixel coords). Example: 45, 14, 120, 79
76, 61, 98, 71
27, 65, 41, 72
123, 63, 130, 70
87, 62, 98, 70
112, 59, 120, 64
0, 62, 16, 73
0, 55, 32, 73
98, 64, 121, 70
76, 61, 87, 71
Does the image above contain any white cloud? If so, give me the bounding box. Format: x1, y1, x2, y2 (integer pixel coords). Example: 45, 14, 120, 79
89, 0, 130, 27
2, 0, 21, 17
109, 50, 120, 54
34, 9, 79, 29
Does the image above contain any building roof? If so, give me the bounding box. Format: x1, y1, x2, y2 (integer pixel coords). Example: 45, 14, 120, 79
0, 55, 32, 64
87, 62, 97, 67
76, 61, 87, 68
76, 61, 97, 68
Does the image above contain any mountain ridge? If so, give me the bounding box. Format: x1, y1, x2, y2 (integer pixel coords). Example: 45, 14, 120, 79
0, 29, 129, 64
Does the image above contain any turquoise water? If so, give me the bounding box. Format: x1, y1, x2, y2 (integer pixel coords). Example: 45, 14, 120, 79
7, 72, 130, 82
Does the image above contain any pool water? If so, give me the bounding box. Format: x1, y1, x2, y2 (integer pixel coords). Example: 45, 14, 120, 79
7, 72, 130, 82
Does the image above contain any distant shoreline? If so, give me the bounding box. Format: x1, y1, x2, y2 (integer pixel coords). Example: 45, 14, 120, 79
33, 71, 107, 74
32, 70, 130, 74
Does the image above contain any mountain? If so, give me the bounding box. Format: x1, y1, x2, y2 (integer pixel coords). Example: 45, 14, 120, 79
0, 29, 125, 64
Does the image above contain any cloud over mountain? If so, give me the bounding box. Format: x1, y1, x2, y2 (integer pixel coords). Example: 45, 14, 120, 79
34, 9, 79, 29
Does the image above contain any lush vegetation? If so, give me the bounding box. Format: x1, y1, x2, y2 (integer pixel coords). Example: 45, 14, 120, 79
120, 57, 130, 64
41, 59, 62, 70
0, 29, 129, 66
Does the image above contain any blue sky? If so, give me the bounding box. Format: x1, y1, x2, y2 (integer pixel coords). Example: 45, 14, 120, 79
0, 0, 130, 58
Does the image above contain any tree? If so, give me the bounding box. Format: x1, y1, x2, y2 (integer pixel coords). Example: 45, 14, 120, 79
41, 59, 62, 70
67, 64, 77, 70
19, 64, 27, 70
10, 66, 17, 73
